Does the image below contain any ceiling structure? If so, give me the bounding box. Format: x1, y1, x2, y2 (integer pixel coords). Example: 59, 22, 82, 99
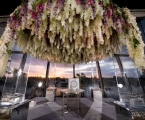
113, 0, 145, 22
0, 0, 21, 16
0, 0, 145, 23
113, 0, 145, 9
0, 0, 144, 15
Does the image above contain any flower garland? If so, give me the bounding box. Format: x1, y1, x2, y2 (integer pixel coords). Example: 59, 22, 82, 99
0, 40, 14, 77
0, 25, 15, 77
0, 0, 145, 76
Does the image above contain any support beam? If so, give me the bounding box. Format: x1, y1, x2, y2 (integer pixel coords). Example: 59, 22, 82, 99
15, 53, 27, 93
114, 55, 124, 74
130, 9, 145, 18
114, 54, 129, 57
114, 55, 132, 92
12, 51, 23, 54
19, 53, 27, 71
44, 61, 50, 97
96, 61, 105, 97
73, 64, 75, 78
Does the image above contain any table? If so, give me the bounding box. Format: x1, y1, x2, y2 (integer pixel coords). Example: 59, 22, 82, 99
60, 89, 85, 117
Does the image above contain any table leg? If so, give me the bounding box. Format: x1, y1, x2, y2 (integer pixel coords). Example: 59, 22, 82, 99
62, 93, 64, 116
77, 93, 80, 118
79, 93, 81, 111
67, 93, 69, 111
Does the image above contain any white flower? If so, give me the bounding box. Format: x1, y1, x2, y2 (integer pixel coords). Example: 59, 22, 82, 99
0, 0, 144, 71
61, 19, 65, 26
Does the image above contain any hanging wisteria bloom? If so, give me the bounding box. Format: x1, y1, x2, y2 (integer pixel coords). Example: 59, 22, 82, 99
0, 0, 145, 76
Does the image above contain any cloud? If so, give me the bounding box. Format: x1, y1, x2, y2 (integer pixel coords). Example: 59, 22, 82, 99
30, 56, 47, 67
11, 54, 23, 62
52, 62, 73, 68
49, 64, 73, 78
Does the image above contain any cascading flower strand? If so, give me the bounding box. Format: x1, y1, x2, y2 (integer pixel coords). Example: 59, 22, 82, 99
0, 0, 145, 77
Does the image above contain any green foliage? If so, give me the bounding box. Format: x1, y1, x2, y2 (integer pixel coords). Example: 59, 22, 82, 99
133, 38, 140, 48
21, 0, 25, 5
122, 10, 128, 21
12, 6, 21, 19
5, 43, 12, 55
6, 49, 12, 55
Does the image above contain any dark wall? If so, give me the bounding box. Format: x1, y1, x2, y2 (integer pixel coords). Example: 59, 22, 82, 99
0, 0, 21, 16
0, 0, 145, 16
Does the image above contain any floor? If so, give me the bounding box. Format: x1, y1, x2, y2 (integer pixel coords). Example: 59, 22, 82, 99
27, 97, 130, 120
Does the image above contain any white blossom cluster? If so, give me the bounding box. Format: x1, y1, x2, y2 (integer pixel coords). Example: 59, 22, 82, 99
0, 0, 145, 76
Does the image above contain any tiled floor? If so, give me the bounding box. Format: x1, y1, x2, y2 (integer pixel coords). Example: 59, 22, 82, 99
27, 97, 130, 120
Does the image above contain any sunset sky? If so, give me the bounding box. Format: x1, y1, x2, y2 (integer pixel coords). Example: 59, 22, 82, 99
10, 53, 98, 78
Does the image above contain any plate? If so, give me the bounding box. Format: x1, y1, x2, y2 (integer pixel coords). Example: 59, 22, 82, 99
70, 80, 77, 87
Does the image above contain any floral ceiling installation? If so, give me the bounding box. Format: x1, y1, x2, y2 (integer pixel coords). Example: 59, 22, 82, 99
0, 0, 145, 75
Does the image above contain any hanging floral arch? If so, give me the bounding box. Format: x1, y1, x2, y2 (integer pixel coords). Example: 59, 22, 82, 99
0, 0, 145, 76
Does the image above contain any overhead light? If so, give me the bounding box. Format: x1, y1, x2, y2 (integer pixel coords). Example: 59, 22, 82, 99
38, 82, 43, 87
117, 84, 123, 88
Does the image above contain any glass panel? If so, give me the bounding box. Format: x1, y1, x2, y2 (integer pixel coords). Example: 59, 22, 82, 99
140, 18, 145, 43
119, 45, 128, 54
138, 70, 145, 95
75, 62, 99, 98
99, 57, 119, 100
1, 53, 23, 104
49, 62, 73, 97
120, 57, 145, 107
113, 56, 129, 104
135, 19, 145, 99
0, 42, 15, 99
13, 44, 22, 51
14, 54, 31, 100
25, 56, 47, 99
54, 63, 73, 78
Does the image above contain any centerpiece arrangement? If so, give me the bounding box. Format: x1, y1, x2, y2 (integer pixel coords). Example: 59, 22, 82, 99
0, 0, 145, 76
